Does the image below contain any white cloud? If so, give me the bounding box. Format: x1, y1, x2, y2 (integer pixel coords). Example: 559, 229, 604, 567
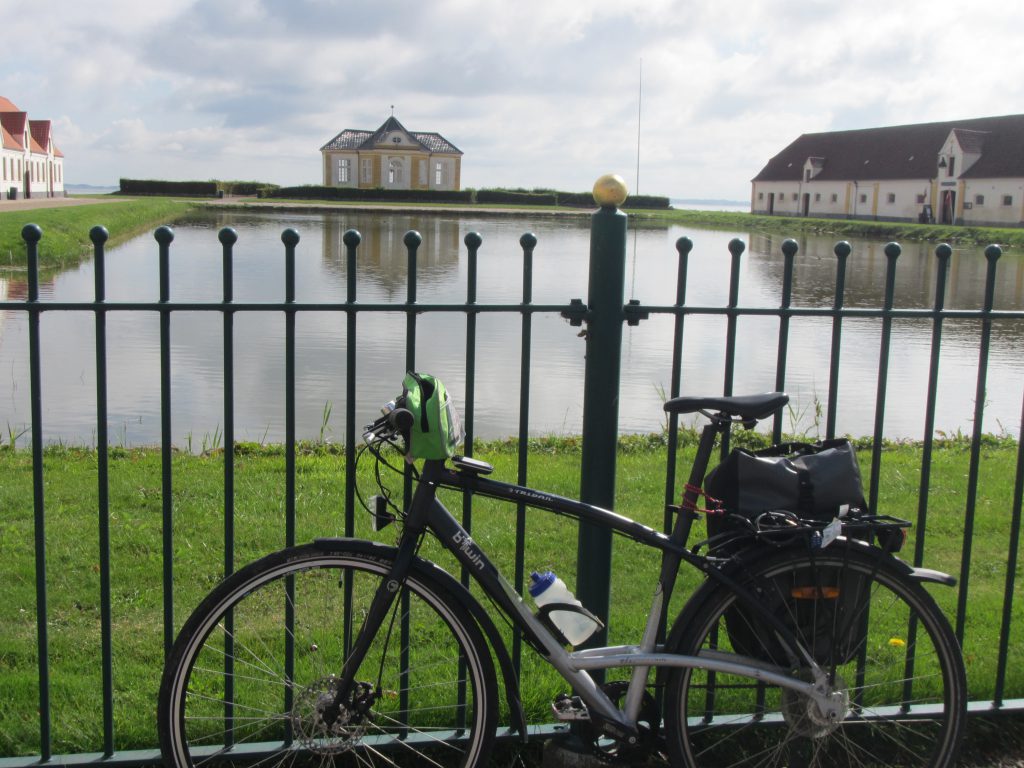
3, 0, 1024, 196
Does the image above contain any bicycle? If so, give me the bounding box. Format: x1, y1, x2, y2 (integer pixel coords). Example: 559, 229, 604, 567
158, 379, 967, 768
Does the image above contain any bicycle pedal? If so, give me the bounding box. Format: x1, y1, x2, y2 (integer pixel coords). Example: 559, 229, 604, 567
552, 693, 590, 721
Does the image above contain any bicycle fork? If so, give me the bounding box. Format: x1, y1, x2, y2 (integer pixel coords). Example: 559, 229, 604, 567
324, 482, 435, 724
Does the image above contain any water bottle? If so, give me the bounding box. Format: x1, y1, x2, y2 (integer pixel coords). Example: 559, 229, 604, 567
529, 570, 598, 646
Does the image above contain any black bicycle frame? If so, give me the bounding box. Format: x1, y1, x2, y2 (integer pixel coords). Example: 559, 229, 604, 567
331, 420, 836, 736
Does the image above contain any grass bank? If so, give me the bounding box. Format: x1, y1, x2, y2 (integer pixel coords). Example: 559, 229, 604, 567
0, 434, 1020, 756
631, 208, 1024, 249
0, 198, 196, 270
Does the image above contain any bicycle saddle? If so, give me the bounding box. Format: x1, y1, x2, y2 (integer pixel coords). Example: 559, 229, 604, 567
663, 392, 789, 420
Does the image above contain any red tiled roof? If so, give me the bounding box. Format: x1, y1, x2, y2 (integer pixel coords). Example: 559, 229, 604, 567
29, 120, 50, 153
0, 111, 26, 149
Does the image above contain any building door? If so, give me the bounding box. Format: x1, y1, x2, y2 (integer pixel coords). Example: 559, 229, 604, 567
941, 190, 956, 224
23, 170, 30, 199
767, 193, 775, 215
802, 193, 810, 216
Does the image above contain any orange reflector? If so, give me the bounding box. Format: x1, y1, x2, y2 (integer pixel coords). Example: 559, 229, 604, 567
791, 586, 840, 599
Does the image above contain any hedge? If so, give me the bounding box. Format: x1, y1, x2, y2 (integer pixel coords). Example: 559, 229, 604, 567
119, 178, 219, 196
475, 189, 558, 206
262, 185, 473, 204
218, 180, 280, 196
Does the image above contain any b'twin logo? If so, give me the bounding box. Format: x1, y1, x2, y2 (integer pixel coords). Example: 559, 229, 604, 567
452, 530, 486, 571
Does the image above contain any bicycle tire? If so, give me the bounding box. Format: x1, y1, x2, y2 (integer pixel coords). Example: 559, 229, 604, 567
158, 541, 498, 768
664, 543, 966, 768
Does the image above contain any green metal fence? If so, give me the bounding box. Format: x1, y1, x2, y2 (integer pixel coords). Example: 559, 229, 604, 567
2, 200, 1024, 766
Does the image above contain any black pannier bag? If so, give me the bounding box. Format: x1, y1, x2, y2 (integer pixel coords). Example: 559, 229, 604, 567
702, 439, 873, 665
703, 439, 867, 540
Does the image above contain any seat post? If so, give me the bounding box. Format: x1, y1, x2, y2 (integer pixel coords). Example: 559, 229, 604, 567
669, 416, 727, 546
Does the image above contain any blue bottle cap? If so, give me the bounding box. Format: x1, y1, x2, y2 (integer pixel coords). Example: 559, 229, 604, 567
528, 570, 555, 597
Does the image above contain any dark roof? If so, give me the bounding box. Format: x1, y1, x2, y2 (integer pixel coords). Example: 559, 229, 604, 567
321, 116, 462, 154
752, 114, 1024, 182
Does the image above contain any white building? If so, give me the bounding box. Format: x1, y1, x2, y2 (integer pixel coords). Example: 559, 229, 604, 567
751, 115, 1024, 226
1, 96, 64, 201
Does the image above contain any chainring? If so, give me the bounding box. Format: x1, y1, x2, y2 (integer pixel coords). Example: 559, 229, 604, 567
583, 680, 663, 764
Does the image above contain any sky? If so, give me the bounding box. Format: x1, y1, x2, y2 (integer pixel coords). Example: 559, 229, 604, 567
3, 0, 1023, 201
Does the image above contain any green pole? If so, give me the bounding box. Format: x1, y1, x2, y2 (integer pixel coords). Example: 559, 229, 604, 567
576, 175, 629, 655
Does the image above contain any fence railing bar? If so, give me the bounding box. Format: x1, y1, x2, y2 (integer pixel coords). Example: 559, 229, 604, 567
955, 244, 1002, 644
914, 244, 952, 568
772, 239, 798, 444
513, 232, 537, 681
720, 238, 745, 457
89, 225, 115, 757
342, 229, 361, 661
663, 236, 692, 536
281, 228, 299, 743
457, 232, 482, 726
156, 226, 175, 660
867, 243, 901, 513
994, 386, 1024, 705
24, 224, 52, 761
899, 244, 953, 707
344, 229, 361, 542
217, 227, 238, 749
9, 299, 1024, 322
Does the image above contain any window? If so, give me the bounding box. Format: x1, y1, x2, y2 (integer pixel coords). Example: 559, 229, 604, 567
831, 193, 838, 203
388, 159, 402, 185
916, 194, 926, 204
338, 158, 350, 183
975, 194, 985, 205
361, 159, 372, 183
758, 192, 764, 200
1004, 195, 1014, 206
947, 157, 956, 177
887, 193, 896, 204
804, 170, 811, 181
814, 193, 821, 202
859, 193, 867, 204
435, 161, 443, 186
791, 193, 798, 201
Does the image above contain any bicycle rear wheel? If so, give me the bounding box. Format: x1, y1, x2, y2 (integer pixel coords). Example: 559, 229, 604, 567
159, 541, 498, 768
664, 544, 966, 767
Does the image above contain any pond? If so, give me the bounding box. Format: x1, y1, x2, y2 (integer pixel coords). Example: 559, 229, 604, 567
1, 207, 1022, 447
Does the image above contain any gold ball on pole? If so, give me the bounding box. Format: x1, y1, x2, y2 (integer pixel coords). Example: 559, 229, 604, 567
592, 173, 629, 207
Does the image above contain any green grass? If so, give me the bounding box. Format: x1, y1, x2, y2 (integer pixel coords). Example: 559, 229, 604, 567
0, 198, 197, 270
628, 208, 1024, 249
0, 433, 1020, 758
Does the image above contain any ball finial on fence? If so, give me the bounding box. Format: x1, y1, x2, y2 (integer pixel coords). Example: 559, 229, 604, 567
592, 174, 628, 208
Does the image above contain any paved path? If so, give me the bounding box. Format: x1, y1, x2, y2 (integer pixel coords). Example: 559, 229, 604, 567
0, 195, 129, 211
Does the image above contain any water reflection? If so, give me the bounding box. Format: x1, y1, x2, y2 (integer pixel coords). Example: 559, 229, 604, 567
1, 208, 1021, 448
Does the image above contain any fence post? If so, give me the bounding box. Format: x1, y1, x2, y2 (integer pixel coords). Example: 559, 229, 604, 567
576, 175, 629, 655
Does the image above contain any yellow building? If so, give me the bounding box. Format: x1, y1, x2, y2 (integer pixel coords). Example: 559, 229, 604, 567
321, 116, 462, 192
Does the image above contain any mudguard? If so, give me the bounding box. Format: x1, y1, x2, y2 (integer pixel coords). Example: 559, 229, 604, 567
314, 537, 528, 740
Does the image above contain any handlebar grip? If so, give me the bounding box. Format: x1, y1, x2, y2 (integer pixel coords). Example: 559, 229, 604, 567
389, 407, 414, 431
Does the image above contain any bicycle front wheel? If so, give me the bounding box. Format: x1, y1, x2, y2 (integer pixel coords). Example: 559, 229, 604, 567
664, 544, 966, 768
159, 541, 498, 768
